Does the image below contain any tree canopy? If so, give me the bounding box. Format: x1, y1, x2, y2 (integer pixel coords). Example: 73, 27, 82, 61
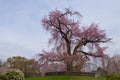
38, 8, 111, 72
7, 56, 39, 77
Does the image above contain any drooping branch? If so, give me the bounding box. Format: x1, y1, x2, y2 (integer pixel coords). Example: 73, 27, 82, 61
81, 51, 104, 58
73, 37, 111, 55
56, 18, 72, 55
83, 38, 112, 46
39, 54, 64, 62
49, 13, 74, 55
73, 39, 83, 55
41, 8, 111, 72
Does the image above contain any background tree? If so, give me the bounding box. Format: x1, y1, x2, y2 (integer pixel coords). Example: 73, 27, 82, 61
7, 56, 39, 77
0, 59, 3, 67
0, 59, 8, 73
7, 56, 26, 69
38, 8, 111, 72
106, 54, 120, 74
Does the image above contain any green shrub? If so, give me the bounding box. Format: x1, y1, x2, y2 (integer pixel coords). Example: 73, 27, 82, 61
106, 74, 120, 80
0, 73, 5, 80
4, 69, 24, 80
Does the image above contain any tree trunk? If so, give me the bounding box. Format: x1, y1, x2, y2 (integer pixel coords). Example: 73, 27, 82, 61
66, 62, 73, 72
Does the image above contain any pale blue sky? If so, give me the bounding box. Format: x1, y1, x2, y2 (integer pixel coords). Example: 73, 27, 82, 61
0, 0, 120, 60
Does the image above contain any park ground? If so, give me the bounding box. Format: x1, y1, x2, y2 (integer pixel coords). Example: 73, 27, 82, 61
25, 76, 106, 80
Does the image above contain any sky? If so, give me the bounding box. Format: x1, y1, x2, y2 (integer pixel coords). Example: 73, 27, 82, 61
0, 0, 120, 60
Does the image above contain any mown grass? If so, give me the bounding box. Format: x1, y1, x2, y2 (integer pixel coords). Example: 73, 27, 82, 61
25, 75, 106, 80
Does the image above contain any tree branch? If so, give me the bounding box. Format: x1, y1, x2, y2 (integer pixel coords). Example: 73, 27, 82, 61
73, 39, 83, 55
83, 38, 112, 45
81, 51, 104, 57
39, 54, 64, 62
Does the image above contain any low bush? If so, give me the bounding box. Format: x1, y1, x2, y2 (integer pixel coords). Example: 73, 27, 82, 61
106, 74, 120, 80
0, 73, 5, 80
4, 69, 25, 80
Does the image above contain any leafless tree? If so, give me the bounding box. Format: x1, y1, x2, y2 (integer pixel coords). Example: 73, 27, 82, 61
106, 54, 120, 74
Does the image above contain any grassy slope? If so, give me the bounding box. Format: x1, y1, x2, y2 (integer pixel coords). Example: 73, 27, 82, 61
25, 76, 106, 80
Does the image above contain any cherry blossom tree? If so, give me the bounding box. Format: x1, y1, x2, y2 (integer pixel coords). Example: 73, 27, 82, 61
106, 54, 120, 74
38, 8, 111, 72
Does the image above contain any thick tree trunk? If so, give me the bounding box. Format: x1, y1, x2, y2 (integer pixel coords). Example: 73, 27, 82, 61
66, 62, 73, 72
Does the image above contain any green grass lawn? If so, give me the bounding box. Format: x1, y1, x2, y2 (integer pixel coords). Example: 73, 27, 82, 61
25, 76, 106, 80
